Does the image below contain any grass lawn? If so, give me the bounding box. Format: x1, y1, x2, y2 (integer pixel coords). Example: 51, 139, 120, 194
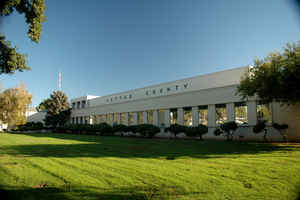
0, 133, 300, 200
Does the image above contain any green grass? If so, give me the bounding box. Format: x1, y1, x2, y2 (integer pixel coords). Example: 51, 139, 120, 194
0, 133, 300, 200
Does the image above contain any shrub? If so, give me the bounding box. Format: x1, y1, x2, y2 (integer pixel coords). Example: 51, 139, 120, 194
253, 120, 268, 141
166, 124, 186, 138
112, 124, 127, 135
137, 124, 160, 138
97, 123, 113, 135
186, 125, 208, 140
272, 123, 288, 141
214, 121, 238, 141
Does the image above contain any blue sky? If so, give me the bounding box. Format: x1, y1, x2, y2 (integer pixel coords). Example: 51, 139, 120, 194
1, 0, 300, 106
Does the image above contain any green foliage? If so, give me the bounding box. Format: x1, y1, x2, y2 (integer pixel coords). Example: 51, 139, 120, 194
37, 98, 51, 111
44, 91, 71, 128
0, 83, 32, 126
214, 121, 238, 141
0, 0, 46, 75
136, 124, 160, 138
185, 125, 208, 140
237, 42, 300, 104
272, 123, 288, 141
166, 124, 186, 138
17, 121, 44, 131
253, 121, 268, 141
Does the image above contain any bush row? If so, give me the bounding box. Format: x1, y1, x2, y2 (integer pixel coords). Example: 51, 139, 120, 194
54, 123, 161, 138
14, 122, 45, 131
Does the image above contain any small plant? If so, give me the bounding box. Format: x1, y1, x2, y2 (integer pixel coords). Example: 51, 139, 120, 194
166, 124, 186, 138
272, 123, 288, 142
185, 125, 208, 140
214, 121, 238, 141
253, 120, 268, 141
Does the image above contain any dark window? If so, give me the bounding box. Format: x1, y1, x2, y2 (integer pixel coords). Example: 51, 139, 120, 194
167, 88, 171, 91
160, 88, 163, 93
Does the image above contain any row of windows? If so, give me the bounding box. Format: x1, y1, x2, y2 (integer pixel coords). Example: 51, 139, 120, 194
71, 102, 272, 126
72, 100, 87, 109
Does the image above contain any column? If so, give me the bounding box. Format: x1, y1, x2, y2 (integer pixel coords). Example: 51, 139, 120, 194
177, 108, 184, 125
226, 103, 235, 122
103, 114, 107, 124
133, 112, 138, 125
192, 106, 199, 127
110, 114, 114, 126
143, 111, 147, 124
208, 104, 216, 127
124, 112, 129, 126
164, 109, 170, 127
247, 101, 257, 126
117, 113, 121, 124
153, 110, 159, 126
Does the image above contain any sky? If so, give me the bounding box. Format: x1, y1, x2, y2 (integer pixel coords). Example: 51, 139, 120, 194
1, 0, 300, 106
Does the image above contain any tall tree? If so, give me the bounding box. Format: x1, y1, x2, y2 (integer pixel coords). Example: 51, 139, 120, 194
0, 0, 46, 75
237, 42, 300, 104
44, 91, 71, 127
0, 83, 32, 127
37, 98, 51, 111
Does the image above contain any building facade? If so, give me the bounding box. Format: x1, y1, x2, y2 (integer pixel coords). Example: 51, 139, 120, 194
70, 66, 300, 141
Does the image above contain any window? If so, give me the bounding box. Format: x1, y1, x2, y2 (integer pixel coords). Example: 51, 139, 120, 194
129, 94, 132, 99
216, 104, 227, 125
137, 112, 143, 124
72, 103, 75, 109
120, 113, 126, 125
77, 102, 80, 109
106, 114, 110, 124
170, 108, 177, 124
84, 116, 88, 124
99, 114, 104, 123
80, 116, 83, 124
72, 117, 75, 124
128, 112, 134, 125
235, 102, 248, 124
183, 107, 192, 126
146, 91, 149, 96
176, 85, 179, 90
147, 110, 153, 124
198, 105, 208, 125
82, 101, 86, 108
160, 88, 163, 93
113, 113, 118, 124
158, 109, 165, 126
184, 83, 188, 89
257, 102, 272, 124
152, 90, 156, 94
76, 117, 78, 124
129, 112, 135, 125
167, 87, 171, 92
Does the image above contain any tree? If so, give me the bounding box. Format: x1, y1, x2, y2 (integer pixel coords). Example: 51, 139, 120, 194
185, 125, 208, 140
214, 121, 238, 141
166, 124, 186, 138
237, 42, 300, 104
0, 0, 46, 75
0, 83, 32, 127
253, 121, 268, 142
37, 98, 51, 111
44, 91, 71, 127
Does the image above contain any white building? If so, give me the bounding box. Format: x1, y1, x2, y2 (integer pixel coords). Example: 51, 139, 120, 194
70, 66, 300, 141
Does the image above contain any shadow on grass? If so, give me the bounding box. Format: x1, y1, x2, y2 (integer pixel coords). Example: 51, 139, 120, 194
0, 184, 191, 200
1, 133, 299, 159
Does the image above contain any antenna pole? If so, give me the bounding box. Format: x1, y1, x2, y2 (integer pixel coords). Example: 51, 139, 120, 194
58, 72, 62, 91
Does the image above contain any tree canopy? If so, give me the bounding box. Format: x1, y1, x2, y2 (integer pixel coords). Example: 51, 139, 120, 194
0, 83, 32, 126
44, 91, 71, 127
237, 42, 300, 104
37, 98, 50, 111
0, 0, 46, 75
